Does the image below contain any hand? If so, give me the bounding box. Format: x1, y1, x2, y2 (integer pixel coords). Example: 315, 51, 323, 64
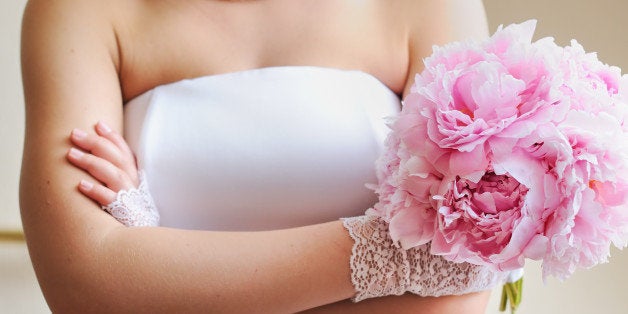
66, 121, 139, 204
341, 216, 509, 302
66, 121, 159, 226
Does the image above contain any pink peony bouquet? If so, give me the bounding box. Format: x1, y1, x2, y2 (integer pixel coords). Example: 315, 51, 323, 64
368, 19, 628, 288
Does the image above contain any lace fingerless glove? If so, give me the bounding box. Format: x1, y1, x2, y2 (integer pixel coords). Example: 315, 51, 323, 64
101, 172, 160, 227
341, 215, 511, 302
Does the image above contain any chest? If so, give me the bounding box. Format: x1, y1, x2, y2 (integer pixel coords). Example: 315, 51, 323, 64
115, 0, 410, 101
123, 67, 402, 230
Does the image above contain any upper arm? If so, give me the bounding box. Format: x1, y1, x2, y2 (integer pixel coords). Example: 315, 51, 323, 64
402, 0, 489, 97
20, 0, 125, 309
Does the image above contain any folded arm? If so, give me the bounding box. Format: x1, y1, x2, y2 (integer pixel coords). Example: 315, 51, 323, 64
20, 0, 492, 313
20, 2, 359, 312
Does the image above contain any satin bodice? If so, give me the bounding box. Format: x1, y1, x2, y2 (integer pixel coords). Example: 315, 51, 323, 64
124, 66, 401, 231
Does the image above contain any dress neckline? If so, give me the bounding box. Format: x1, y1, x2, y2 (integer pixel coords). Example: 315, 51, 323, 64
125, 66, 399, 104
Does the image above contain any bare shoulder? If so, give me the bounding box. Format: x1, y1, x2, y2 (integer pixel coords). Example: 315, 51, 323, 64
21, 0, 140, 77
396, 0, 489, 41
397, 0, 489, 96
22, 0, 119, 46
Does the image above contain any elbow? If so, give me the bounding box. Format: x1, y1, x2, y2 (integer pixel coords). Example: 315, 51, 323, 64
30, 235, 116, 312
22, 215, 125, 312
34, 230, 131, 313
35, 257, 110, 313
40, 278, 109, 313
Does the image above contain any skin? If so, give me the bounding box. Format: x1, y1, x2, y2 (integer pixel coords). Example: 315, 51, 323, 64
20, 0, 491, 312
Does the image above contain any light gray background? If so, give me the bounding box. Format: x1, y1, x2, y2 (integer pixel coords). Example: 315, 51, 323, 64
1, 1, 627, 312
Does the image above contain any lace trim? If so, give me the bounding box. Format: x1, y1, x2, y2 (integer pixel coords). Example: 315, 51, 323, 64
101, 172, 160, 227
341, 216, 409, 302
341, 215, 508, 302
404, 244, 507, 297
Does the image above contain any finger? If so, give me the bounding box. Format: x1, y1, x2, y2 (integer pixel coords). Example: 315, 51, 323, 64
71, 128, 138, 185
71, 128, 125, 167
94, 121, 139, 184
67, 147, 135, 192
78, 180, 117, 206
95, 121, 135, 162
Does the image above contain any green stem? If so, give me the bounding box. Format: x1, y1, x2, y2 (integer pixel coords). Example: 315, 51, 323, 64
499, 285, 508, 311
498, 277, 524, 314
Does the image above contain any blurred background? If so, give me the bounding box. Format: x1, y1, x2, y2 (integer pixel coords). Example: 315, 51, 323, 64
1, 0, 627, 313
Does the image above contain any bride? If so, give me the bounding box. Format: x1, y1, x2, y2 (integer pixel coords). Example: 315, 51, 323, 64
19, 0, 507, 312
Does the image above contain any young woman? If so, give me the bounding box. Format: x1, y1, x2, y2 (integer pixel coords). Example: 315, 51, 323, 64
20, 0, 504, 312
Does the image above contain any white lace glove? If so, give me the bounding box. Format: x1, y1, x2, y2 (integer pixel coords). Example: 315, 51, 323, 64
341, 215, 515, 302
101, 172, 160, 227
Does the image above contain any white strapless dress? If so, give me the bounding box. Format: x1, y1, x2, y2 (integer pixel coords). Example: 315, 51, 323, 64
124, 66, 401, 231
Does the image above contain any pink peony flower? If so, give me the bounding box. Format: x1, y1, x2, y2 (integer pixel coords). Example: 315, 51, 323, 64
369, 19, 628, 280
429, 170, 551, 272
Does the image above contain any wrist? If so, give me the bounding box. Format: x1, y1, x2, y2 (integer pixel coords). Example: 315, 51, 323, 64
340, 215, 409, 302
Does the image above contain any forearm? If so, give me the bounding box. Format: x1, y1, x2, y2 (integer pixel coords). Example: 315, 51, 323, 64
301, 291, 491, 314
21, 157, 354, 312
69, 221, 355, 313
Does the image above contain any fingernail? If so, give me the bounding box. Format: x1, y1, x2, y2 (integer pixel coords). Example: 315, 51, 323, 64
68, 147, 84, 159
79, 180, 93, 190
97, 121, 112, 133
72, 128, 87, 139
